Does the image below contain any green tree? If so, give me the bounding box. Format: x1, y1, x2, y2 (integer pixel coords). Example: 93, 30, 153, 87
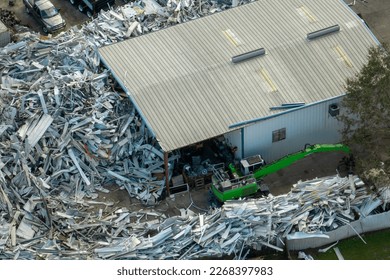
339, 44, 390, 177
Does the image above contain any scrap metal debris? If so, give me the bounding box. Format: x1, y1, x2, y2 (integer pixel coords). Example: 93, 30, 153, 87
79, 0, 254, 46
333, 247, 344, 260
1, 173, 385, 259
298, 251, 314, 260
0, 9, 20, 29
379, 186, 390, 210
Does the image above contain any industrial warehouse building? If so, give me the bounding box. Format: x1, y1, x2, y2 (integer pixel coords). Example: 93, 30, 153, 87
98, 0, 379, 163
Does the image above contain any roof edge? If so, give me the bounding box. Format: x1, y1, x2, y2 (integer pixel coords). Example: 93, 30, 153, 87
98, 51, 157, 139
338, 0, 381, 46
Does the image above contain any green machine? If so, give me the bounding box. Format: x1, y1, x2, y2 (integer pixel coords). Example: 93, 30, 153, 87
210, 144, 351, 203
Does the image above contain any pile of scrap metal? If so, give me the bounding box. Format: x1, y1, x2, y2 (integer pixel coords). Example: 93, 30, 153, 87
93, 175, 386, 259
379, 187, 390, 210
0, 32, 174, 211
80, 0, 251, 46
1, 174, 384, 259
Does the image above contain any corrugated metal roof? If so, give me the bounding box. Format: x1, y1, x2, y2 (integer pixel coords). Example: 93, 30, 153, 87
99, 0, 378, 152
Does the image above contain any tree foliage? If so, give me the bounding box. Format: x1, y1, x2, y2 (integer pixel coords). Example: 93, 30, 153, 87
339, 44, 390, 175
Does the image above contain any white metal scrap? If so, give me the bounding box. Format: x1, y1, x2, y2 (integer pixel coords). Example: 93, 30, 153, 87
90, 175, 384, 259
1, 171, 384, 260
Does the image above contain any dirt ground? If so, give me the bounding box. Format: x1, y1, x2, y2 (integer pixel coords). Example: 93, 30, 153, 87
262, 152, 350, 196
96, 183, 211, 217
93, 151, 349, 217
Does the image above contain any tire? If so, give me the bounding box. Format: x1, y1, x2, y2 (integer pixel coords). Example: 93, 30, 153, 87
86, 10, 93, 18
42, 26, 48, 34
70, 0, 76, 5
78, 4, 84, 12
26, 7, 30, 14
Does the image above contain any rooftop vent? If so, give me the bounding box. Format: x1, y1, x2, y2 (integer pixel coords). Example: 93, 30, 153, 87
270, 103, 305, 110
307, 24, 340, 40
231, 48, 265, 63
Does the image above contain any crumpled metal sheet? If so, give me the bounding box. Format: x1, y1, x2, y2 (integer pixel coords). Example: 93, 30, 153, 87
80, 0, 254, 47
379, 186, 390, 210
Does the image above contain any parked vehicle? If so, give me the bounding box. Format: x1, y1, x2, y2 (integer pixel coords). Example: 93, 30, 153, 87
68, 0, 115, 18
23, 0, 66, 34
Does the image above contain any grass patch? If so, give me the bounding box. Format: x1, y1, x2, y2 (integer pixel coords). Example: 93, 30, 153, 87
309, 229, 390, 260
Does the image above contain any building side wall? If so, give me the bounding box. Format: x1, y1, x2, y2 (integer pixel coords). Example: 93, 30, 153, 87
225, 96, 344, 162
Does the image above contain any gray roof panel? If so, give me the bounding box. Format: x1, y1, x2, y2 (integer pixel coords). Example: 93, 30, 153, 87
99, 0, 378, 152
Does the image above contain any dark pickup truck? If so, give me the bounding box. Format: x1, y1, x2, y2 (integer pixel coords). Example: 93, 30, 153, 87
23, 0, 66, 34
68, 0, 115, 18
